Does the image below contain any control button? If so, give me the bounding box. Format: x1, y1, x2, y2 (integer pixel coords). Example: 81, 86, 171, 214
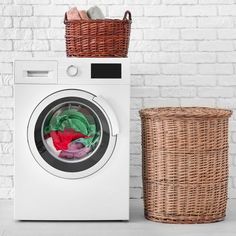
66, 65, 78, 77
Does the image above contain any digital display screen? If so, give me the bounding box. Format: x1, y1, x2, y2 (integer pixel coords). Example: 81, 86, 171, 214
91, 63, 122, 79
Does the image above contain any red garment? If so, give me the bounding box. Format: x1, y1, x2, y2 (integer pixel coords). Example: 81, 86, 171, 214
50, 129, 88, 150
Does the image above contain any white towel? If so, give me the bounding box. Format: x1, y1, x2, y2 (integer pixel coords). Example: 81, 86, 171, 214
87, 6, 105, 20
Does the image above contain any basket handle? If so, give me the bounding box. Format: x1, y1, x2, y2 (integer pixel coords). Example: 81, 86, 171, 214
123, 10, 132, 21
64, 13, 68, 24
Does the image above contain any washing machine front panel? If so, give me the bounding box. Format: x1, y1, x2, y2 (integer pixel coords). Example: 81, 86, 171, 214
27, 89, 118, 179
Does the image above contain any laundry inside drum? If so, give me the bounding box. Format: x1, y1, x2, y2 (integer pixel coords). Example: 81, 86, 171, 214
42, 102, 102, 162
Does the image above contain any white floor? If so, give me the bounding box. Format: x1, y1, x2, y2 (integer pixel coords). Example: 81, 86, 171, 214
0, 199, 235, 236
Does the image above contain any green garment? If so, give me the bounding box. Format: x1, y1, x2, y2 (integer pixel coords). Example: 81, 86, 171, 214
44, 109, 96, 137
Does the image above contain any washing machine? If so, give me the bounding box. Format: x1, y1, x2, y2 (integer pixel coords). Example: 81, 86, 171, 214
14, 58, 130, 220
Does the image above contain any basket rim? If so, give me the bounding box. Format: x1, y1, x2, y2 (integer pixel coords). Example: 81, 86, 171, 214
139, 107, 232, 119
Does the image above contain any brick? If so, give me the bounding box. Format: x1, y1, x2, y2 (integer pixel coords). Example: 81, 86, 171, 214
129, 52, 143, 63
180, 52, 216, 63
198, 17, 233, 28
144, 6, 180, 16
143, 98, 179, 107
182, 6, 217, 16
199, 64, 233, 75
0, 143, 13, 154
0, 176, 12, 187
0, 165, 13, 176
50, 17, 64, 28
218, 76, 236, 86
161, 87, 196, 97
0, 0, 12, 3
131, 29, 143, 40
130, 154, 141, 166
219, 5, 236, 16
218, 29, 236, 39
218, 52, 236, 63
0, 188, 13, 199
0, 17, 12, 28
131, 87, 159, 98
181, 98, 215, 107
125, 0, 158, 4
88, 0, 121, 4
130, 177, 142, 188
161, 17, 196, 28
15, 0, 50, 3
0, 40, 12, 51
130, 98, 142, 109
0, 63, 12, 74
130, 131, 141, 144
130, 41, 160, 52
0, 98, 14, 108
0, 120, 13, 131
131, 64, 160, 75
130, 165, 142, 177
198, 87, 234, 98
0, 131, 11, 142
0, 109, 12, 119
181, 29, 217, 40
1, 74, 13, 85
109, 6, 143, 17
34, 29, 64, 39
14, 40, 49, 51
0, 29, 32, 39
50, 40, 65, 51
161, 41, 196, 52
130, 143, 141, 154
181, 75, 217, 86
217, 99, 236, 109
14, 17, 50, 28
163, 0, 197, 4
144, 29, 179, 40
199, 41, 234, 52
130, 188, 142, 199
34, 6, 67, 16
130, 109, 140, 121
145, 75, 180, 86
0, 86, 12, 96
144, 52, 179, 63
131, 75, 144, 86
0, 154, 13, 165
3, 5, 32, 16
130, 121, 141, 132
133, 17, 160, 29
199, 0, 234, 3
161, 64, 197, 75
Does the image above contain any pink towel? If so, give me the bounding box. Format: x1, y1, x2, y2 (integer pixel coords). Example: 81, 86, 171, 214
79, 10, 90, 20
67, 7, 81, 21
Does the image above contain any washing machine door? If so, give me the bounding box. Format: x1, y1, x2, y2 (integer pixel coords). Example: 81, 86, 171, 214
27, 89, 119, 179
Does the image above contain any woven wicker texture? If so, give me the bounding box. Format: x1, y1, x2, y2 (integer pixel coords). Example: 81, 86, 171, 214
139, 107, 232, 224
64, 11, 132, 57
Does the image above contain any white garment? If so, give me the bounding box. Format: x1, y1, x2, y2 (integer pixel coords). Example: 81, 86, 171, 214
45, 137, 61, 157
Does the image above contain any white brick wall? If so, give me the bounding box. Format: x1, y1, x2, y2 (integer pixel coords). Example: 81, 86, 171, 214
0, 0, 236, 199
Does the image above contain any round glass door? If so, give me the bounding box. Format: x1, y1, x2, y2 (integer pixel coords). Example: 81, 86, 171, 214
28, 90, 117, 179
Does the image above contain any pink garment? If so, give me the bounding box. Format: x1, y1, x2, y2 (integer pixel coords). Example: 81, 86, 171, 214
59, 147, 91, 159
67, 7, 81, 21
79, 10, 90, 20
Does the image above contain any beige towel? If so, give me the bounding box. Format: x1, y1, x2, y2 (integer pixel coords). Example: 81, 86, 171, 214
79, 10, 90, 20
67, 7, 81, 21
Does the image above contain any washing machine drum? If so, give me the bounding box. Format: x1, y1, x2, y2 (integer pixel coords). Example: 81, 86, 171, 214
27, 89, 118, 179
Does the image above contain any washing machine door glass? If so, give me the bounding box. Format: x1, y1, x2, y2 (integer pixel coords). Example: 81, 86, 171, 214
42, 102, 102, 162
28, 90, 117, 179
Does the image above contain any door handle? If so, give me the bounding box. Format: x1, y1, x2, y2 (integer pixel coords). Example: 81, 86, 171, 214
92, 96, 119, 136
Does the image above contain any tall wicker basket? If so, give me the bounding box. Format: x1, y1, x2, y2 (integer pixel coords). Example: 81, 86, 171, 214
64, 11, 132, 57
139, 107, 232, 224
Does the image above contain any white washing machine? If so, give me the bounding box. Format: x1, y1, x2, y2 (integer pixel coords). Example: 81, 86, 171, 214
14, 58, 130, 220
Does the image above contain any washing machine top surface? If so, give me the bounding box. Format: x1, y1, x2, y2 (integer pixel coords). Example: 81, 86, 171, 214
14, 57, 130, 85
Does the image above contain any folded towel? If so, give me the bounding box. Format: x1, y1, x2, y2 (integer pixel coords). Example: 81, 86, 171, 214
79, 10, 90, 20
87, 6, 105, 20
67, 7, 81, 21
